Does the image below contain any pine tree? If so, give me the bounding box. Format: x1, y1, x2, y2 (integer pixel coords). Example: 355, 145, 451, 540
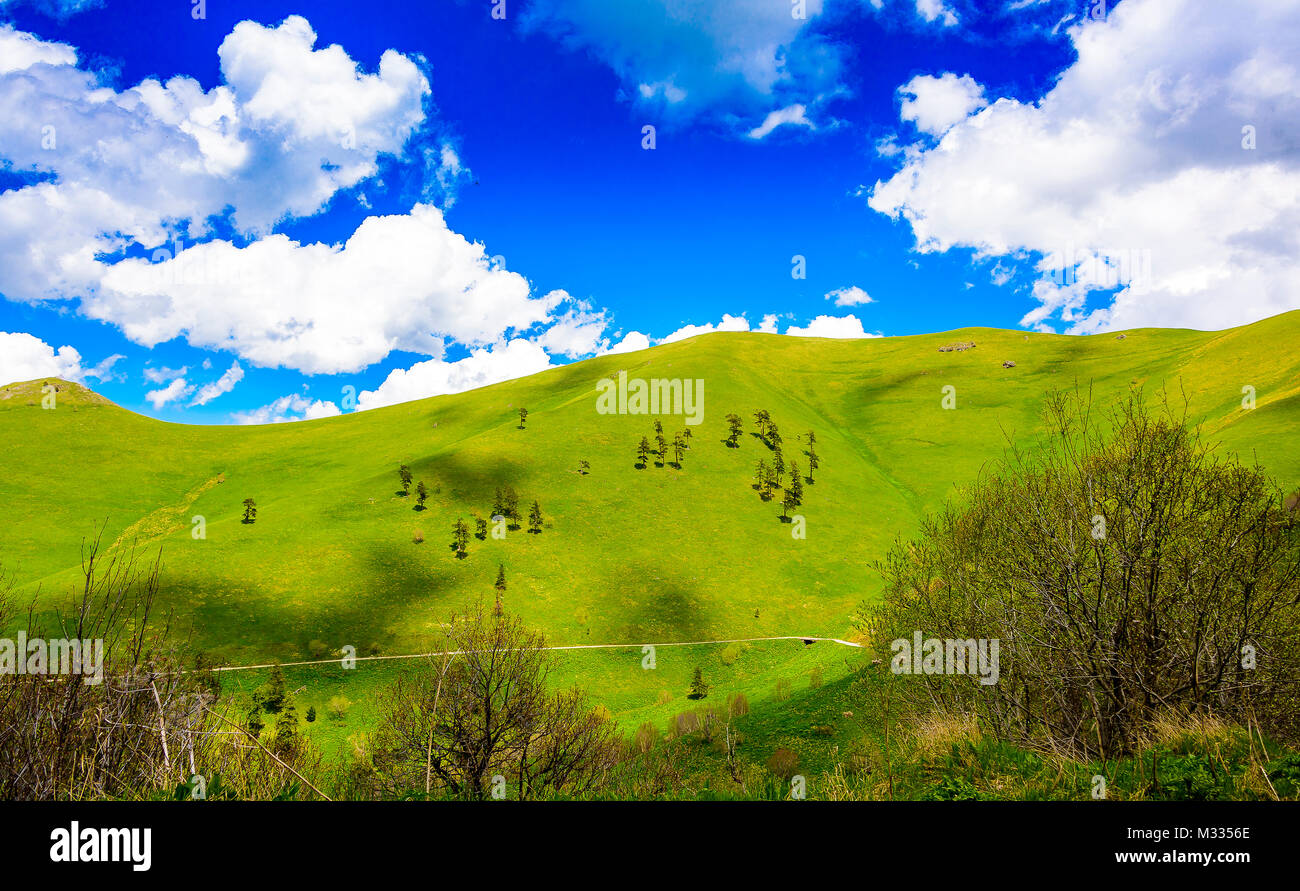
725, 413, 744, 448
528, 499, 543, 534
415, 480, 428, 510
272, 703, 300, 756
242, 498, 257, 524
654, 429, 667, 466
518, 407, 529, 429
262, 662, 286, 713
688, 667, 709, 700
753, 409, 771, 444
398, 464, 412, 494
474, 517, 488, 540
672, 432, 686, 468
636, 436, 651, 468
772, 442, 785, 476
783, 460, 804, 520
502, 486, 520, 528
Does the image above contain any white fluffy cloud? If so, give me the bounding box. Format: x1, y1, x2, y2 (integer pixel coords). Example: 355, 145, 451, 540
825, 285, 874, 306
601, 331, 653, 355
0, 16, 431, 305
232, 393, 342, 425
660, 313, 753, 344
914, 0, 959, 28
0, 331, 84, 383
868, 0, 1300, 333
357, 339, 553, 411
146, 377, 194, 409
531, 293, 612, 358
784, 314, 877, 338
897, 73, 986, 137
94, 205, 552, 374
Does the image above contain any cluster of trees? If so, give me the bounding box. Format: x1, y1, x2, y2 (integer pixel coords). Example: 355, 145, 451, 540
398, 465, 431, 511
450, 488, 545, 558
245, 662, 303, 757
748, 412, 816, 521
636, 419, 693, 469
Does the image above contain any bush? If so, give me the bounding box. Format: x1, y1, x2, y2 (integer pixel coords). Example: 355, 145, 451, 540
767, 747, 799, 780
327, 695, 351, 720
633, 722, 659, 753
412, 528, 424, 544
863, 390, 1300, 758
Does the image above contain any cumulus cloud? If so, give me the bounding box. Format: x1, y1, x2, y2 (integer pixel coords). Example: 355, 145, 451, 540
146, 377, 194, 409
519, 0, 839, 126
601, 331, 652, 355
94, 205, 552, 374
784, 314, 877, 338
231, 393, 342, 425
0, 331, 85, 384
0, 16, 432, 307
897, 73, 986, 137
867, 0, 1300, 333
531, 293, 612, 358
357, 339, 553, 411
914, 0, 959, 28
825, 285, 874, 306
660, 313, 752, 344
190, 361, 244, 406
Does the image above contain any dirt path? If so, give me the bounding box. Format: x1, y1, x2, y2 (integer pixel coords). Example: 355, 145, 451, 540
208, 635, 864, 673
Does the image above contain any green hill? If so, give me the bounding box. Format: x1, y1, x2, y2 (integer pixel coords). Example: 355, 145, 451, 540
2, 311, 1299, 753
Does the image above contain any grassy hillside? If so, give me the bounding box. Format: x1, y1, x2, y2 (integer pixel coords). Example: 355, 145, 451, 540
2, 312, 1299, 750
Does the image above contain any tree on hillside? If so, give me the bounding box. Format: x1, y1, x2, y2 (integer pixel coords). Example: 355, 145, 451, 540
494, 485, 520, 529
415, 481, 429, 511
242, 498, 257, 524
862, 389, 1300, 758
782, 461, 803, 521
494, 564, 507, 617
671, 432, 686, 468
368, 605, 621, 800
261, 662, 287, 713
518, 407, 529, 429
452, 518, 470, 558
688, 667, 709, 700
682, 427, 693, 448
272, 703, 301, 757
772, 441, 785, 476
754, 459, 770, 496
636, 437, 651, 469
528, 500, 543, 534
398, 464, 413, 496
753, 409, 771, 444
806, 433, 819, 484
474, 517, 488, 540
725, 413, 744, 448
578, 459, 590, 475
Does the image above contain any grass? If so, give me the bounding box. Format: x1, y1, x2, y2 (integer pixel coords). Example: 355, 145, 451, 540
2, 312, 1299, 774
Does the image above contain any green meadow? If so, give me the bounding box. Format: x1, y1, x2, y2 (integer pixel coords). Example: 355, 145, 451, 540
2, 311, 1299, 772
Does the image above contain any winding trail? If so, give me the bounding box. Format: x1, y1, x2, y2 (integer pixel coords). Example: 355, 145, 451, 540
208, 635, 864, 673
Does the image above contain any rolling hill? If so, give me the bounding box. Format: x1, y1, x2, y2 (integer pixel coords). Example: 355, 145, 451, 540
2, 311, 1299, 751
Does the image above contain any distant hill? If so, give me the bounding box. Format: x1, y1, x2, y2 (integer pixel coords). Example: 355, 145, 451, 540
2, 311, 1298, 672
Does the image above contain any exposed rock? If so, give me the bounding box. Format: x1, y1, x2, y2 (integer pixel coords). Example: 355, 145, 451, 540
1003, 360, 1016, 368
938, 340, 976, 353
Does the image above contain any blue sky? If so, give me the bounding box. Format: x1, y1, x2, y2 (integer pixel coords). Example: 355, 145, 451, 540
1, 0, 1297, 422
